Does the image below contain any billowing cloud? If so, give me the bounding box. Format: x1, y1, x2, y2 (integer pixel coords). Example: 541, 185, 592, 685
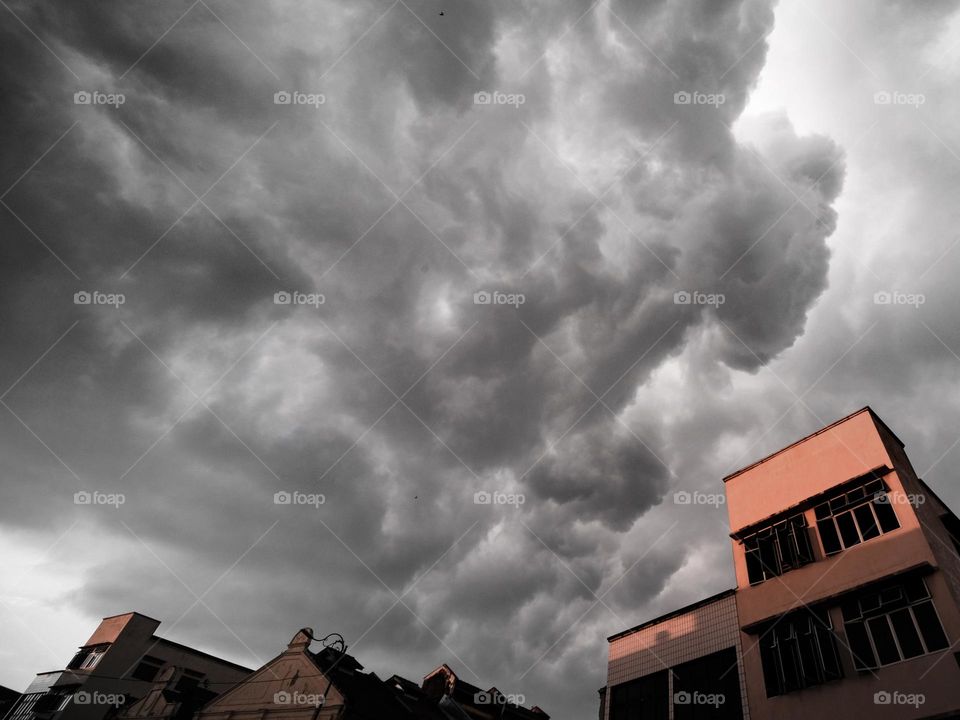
6, 1, 959, 718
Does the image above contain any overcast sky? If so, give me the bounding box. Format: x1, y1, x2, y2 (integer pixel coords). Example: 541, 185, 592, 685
2, 1, 960, 718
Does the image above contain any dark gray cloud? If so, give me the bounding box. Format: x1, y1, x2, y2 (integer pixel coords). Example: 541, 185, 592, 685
15, 1, 960, 718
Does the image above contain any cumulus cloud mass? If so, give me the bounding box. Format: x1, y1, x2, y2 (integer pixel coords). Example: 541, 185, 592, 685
3, 1, 960, 718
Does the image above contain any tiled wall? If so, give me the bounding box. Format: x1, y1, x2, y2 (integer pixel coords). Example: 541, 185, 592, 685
606, 593, 750, 719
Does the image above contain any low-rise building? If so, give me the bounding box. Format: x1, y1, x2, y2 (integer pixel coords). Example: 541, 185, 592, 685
602, 407, 960, 718
3, 612, 251, 720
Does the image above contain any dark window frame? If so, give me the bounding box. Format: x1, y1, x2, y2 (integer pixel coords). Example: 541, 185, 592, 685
744, 513, 814, 585
940, 513, 960, 557
609, 670, 669, 720
174, 669, 206, 693
758, 608, 843, 697
842, 577, 949, 670
130, 655, 166, 682
814, 478, 900, 555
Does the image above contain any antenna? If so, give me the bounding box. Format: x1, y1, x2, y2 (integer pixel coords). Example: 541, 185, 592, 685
317, 632, 347, 654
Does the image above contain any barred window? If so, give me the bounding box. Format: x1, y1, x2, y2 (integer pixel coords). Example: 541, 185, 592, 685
759, 609, 843, 697
814, 479, 899, 555
842, 578, 949, 670
744, 514, 814, 585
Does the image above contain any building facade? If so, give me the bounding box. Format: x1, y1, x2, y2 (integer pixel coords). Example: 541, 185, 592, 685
186, 627, 548, 720
603, 407, 960, 719
6, 614, 549, 720
2, 612, 252, 720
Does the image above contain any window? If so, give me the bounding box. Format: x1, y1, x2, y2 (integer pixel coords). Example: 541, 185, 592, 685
842, 577, 949, 670
174, 669, 205, 693
814, 479, 900, 555
744, 514, 814, 584
79, 646, 107, 670
67, 649, 90, 669
940, 513, 960, 556
759, 609, 843, 697
673, 648, 743, 720
130, 655, 165, 682
609, 670, 668, 720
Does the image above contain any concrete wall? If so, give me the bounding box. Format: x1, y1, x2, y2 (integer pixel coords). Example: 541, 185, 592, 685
739, 594, 960, 720
724, 409, 893, 534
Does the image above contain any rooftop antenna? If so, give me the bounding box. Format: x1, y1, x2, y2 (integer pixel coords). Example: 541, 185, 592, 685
306, 630, 346, 655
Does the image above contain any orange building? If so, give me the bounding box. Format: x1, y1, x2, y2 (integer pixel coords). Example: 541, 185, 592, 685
602, 407, 960, 719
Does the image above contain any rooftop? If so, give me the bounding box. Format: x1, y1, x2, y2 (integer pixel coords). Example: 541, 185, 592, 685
722, 406, 904, 482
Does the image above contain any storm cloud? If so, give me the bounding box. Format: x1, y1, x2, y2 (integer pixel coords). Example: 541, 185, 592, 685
3, 1, 959, 719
